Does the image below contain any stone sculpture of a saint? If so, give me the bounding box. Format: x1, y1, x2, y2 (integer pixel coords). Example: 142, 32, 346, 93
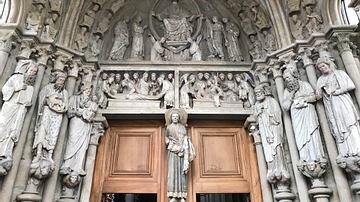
282, 66, 326, 164
60, 83, 98, 176
316, 57, 360, 158
33, 72, 68, 164
0, 63, 38, 175
165, 108, 195, 202
254, 84, 290, 183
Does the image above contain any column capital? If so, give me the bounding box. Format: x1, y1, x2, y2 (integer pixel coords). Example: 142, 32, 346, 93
66, 59, 82, 78
34, 45, 53, 67
90, 115, 108, 146
297, 47, 314, 67
269, 59, 283, 79
328, 32, 355, 54
0, 31, 17, 53
254, 64, 270, 84
53, 51, 73, 72
79, 64, 96, 84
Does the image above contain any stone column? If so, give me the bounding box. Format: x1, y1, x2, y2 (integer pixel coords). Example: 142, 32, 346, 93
269, 58, 309, 202
0, 31, 16, 76
328, 32, 360, 107
79, 115, 108, 202
42, 59, 79, 202
299, 47, 352, 202
244, 116, 273, 202
15, 45, 54, 202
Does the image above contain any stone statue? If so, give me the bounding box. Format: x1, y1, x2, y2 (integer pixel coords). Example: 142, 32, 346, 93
165, 108, 195, 202
150, 36, 166, 61
129, 15, 147, 60
251, 6, 271, 31
222, 72, 237, 102
316, 57, 360, 159
157, 75, 175, 108
151, 0, 195, 41
289, 14, 304, 40
254, 84, 290, 184
80, 3, 100, 30
25, 3, 45, 34
0, 63, 38, 175
287, 0, 301, 14
226, 0, 242, 15
41, 13, 60, 40
87, 35, 102, 57
60, 83, 98, 176
49, 0, 62, 14
282, 66, 326, 164
238, 12, 256, 36
108, 18, 130, 60
223, 17, 243, 62
180, 74, 196, 109
305, 5, 322, 34
206, 16, 227, 61
249, 34, 264, 60
74, 27, 88, 52
33, 72, 68, 164
235, 73, 255, 108
262, 30, 276, 53
188, 36, 202, 61
93, 13, 113, 38
138, 72, 150, 95
96, 73, 109, 108
205, 78, 224, 107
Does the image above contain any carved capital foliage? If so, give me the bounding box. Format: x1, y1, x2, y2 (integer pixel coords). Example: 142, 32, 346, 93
90, 115, 107, 146
313, 40, 332, 59
17, 40, 36, 60
79, 64, 96, 84
53, 51, 73, 72
254, 65, 270, 83
329, 32, 355, 53
269, 59, 283, 79
67, 59, 81, 78
298, 47, 313, 66
0, 31, 17, 53
34, 45, 53, 67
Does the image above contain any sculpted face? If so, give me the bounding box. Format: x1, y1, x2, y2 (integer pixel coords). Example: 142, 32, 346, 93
84, 87, 92, 95
255, 89, 265, 101
56, 76, 66, 85
283, 72, 294, 83
317, 62, 332, 75
27, 66, 38, 76
171, 113, 179, 123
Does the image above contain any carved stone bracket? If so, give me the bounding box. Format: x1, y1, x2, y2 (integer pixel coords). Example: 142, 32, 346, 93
66, 59, 81, 78
53, 51, 73, 72
17, 40, 37, 61
34, 45, 53, 67
253, 64, 270, 84
79, 64, 96, 84
89, 114, 108, 146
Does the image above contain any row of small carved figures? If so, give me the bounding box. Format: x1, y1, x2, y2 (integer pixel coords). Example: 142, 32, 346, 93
97, 71, 255, 105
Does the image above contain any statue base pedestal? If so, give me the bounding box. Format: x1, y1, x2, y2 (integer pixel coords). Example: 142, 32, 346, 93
16, 191, 42, 202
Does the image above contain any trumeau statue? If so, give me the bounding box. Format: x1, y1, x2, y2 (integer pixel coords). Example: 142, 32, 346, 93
316, 57, 360, 161
282, 65, 326, 164
0, 63, 38, 175
60, 83, 98, 176
254, 84, 290, 185
108, 18, 130, 60
33, 72, 68, 165
165, 108, 195, 202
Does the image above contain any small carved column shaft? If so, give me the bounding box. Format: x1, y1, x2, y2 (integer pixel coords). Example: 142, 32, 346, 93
42, 64, 78, 202
300, 49, 351, 202
270, 63, 310, 202
80, 117, 107, 202
4, 63, 46, 202
245, 116, 273, 202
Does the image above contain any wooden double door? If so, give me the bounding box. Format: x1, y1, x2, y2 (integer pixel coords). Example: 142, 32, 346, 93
91, 120, 262, 202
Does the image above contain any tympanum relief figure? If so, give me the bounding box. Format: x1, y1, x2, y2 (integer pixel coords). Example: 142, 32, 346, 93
41, 12, 60, 41
0, 63, 38, 175
108, 18, 130, 61
25, 3, 45, 34
222, 17, 244, 62
304, 5, 322, 34
165, 108, 195, 202
129, 15, 148, 60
